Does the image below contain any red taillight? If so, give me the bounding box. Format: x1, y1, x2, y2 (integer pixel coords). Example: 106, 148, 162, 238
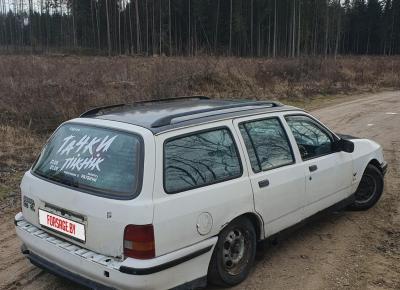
123, 224, 155, 259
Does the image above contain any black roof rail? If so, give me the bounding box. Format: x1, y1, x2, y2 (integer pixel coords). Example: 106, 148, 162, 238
80, 96, 210, 117
80, 103, 126, 117
151, 101, 282, 128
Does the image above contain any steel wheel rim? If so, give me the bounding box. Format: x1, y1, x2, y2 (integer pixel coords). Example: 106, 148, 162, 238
355, 174, 377, 205
222, 228, 250, 276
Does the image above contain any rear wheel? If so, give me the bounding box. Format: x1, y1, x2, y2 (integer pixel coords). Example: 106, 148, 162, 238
349, 164, 384, 211
208, 217, 256, 287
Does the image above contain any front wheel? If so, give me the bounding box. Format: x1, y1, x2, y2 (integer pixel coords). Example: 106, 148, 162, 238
349, 164, 384, 211
208, 217, 256, 287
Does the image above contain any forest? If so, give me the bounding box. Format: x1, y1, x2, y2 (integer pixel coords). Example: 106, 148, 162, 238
0, 0, 399, 57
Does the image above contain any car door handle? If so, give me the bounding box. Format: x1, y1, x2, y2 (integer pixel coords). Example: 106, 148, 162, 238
309, 165, 318, 172
258, 179, 270, 188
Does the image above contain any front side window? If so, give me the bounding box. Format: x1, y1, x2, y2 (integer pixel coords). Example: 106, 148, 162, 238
285, 115, 333, 160
239, 118, 294, 173
164, 128, 242, 194
32, 123, 143, 199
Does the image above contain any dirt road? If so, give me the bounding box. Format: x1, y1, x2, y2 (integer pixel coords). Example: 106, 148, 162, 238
1, 91, 399, 290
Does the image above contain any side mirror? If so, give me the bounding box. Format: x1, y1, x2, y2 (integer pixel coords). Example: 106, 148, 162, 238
333, 139, 354, 153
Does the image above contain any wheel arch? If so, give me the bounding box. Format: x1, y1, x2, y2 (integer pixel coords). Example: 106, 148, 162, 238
368, 158, 383, 173
230, 212, 265, 241
349, 157, 385, 211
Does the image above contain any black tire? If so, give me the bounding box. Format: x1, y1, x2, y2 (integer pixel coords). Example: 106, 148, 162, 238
349, 164, 384, 211
207, 217, 256, 287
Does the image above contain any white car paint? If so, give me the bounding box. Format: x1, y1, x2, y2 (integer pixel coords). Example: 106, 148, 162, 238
15, 109, 385, 290
232, 113, 307, 237
153, 120, 255, 256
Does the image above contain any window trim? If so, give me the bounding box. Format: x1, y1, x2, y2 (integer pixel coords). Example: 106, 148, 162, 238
238, 116, 296, 174
163, 126, 244, 195
239, 123, 263, 173
31, 122, 145, 201
284, 114, 338, 161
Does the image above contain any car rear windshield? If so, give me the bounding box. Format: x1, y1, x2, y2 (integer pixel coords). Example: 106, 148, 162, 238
32, 123, 143, 199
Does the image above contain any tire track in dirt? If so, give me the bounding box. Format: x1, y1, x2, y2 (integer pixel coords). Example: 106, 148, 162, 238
2, 268, 43, 290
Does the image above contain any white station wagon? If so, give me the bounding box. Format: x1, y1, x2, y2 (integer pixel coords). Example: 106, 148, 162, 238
15, 97, 387, 290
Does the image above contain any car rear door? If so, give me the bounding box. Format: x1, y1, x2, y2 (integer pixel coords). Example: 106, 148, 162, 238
284, 114, 353, 217
152, 121, 254, 256
233, 114, 307, 237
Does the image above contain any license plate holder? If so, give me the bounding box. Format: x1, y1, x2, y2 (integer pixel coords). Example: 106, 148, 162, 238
38, 209, 86, 243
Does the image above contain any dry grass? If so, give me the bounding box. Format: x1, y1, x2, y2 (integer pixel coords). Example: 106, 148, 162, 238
1, 55, 399, 131
0, 125, 44, 170
0, 125, 44, 209
0, 55, 400, 206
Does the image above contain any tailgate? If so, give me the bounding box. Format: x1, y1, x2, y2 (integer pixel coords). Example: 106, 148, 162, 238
20, 171, 154, 258
20, 120, 156, 258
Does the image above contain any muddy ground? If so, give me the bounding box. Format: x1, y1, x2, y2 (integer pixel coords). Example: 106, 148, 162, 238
0, 91, 399, 290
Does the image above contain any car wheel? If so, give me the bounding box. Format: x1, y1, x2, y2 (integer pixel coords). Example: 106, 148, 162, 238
349, 164, 384, 211
208, 217, 256, 287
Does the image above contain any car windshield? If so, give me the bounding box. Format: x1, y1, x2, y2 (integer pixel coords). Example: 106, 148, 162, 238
32, 123, 143, 199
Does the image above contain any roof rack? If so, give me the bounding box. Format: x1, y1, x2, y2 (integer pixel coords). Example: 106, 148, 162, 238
80, 103, 125, 118
79, 96, 210, 117
151, 101, 282, 128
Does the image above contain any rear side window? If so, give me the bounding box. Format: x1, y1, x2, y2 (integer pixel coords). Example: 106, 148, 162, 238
239, 118, 294, 172
32, 123, 143, 199
164, 128, 242, 194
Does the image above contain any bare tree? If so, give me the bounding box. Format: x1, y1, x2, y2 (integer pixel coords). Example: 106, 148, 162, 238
105, 0, 111, 55
168, 0, 171, 55
297, 0, 301, 57
145, 0, 148, 55
250, 0, 253, 56
291, 0, 296, 57
273, 0, 277, 57
214, 0, 220, 54
95, 0, 101, 51
229, 0, 232, 55
71, 0, 77, 47
159, 0, 161, 55
118, 0, 121, 54
90, 0, 96, 50
188, 0, 191, 55
128, 0, 133, 54
152, 0, 155, 54
334, 0, 341, 60
135, 0, 140, 53
324, 0, 329, 58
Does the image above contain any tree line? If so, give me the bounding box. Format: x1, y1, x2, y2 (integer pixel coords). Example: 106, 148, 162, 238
0, 0, 400, 57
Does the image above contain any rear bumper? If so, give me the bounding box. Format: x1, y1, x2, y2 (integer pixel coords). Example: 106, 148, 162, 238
23, 246, 114, 290
15, 213, 216, 290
